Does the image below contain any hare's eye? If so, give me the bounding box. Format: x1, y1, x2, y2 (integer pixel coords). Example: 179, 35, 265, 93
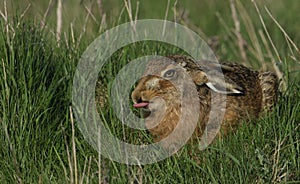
163, 69, 176, 78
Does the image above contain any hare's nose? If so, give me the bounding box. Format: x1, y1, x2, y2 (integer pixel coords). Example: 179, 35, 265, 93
132, 93, 150, 108
132, 91, 143, 104
133, 93, 147, 103
132, 94, 139, 104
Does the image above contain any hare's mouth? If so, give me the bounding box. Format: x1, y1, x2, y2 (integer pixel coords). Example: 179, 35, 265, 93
133, 101, 151, 118
133, 102, 149, 108
132, 97, 166, 118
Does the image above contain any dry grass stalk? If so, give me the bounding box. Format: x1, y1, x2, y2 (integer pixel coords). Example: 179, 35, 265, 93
99, 13, 107, 33
1, 57, 22, 183
252, 0, 285, 89
98, 128, 102, 184
134, 1, 139, 25
56, 0, 62, 43
17, 3, 31, 28
76, 12, 90, 50
123, 0, 137, 31
265, 6, 300, 63
162, 0, 170, 36
79, 157, 88, 184
0, 0, 14, 52
230, 0, 248, 63
62, 126, 73, 184
173, 0, 178, 23
70, 106, 78, 184
235, 0, 265, 69
41, 0, 53, 29
86, 156, 92, 184
96, 0, 107, 33
259, 30, 276, 69
175, 6, 208, 40
83, 3, 99, 24
97, 0, 104, 15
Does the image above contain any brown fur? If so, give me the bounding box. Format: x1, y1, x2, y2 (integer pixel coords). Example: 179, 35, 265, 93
131, 55, 279, 148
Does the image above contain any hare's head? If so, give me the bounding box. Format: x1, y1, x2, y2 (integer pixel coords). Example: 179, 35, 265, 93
131, 58, 187, 131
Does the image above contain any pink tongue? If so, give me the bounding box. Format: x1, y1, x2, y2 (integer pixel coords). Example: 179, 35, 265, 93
133, 102, 149, 108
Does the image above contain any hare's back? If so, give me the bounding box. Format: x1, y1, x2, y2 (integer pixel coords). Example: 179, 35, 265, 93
221, 63, 263, 118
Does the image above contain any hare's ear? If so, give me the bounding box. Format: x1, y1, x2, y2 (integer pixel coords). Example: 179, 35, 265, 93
206, 74, 244, 94
206, 81, 243, 94
190, 70, 244, 94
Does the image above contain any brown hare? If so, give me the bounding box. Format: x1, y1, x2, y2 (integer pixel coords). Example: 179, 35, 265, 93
131, 55, 278, 149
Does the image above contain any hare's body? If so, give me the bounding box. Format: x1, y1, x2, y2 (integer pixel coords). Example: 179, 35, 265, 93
131, 55, 278, 145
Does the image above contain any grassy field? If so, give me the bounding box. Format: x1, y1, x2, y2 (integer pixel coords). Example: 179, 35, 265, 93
0, 0, 299, 183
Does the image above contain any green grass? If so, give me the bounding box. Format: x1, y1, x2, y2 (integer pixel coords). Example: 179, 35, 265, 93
0, 0, 300, 183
